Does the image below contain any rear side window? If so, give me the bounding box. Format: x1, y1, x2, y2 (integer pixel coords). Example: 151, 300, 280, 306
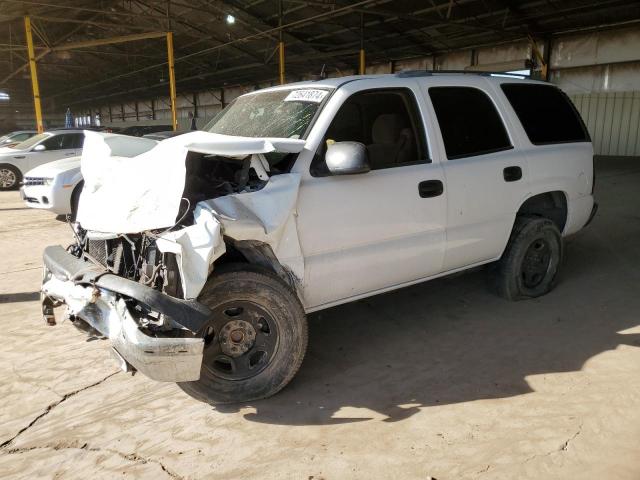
61, 133, 84, 149
501, 84, 589, 145
429, 86, 512, 160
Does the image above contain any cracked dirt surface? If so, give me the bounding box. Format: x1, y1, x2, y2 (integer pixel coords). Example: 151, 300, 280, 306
1, 157, 640, 479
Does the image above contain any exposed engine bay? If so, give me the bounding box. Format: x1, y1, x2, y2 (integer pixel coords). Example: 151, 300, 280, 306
71, 151, 290, 302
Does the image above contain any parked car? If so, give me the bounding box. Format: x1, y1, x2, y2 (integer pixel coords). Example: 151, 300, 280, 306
41, 73, 596, 404
0, 130, 84, 190
0, 130, 37, 147
121, 125, 173, 137
21, 134, 158, 217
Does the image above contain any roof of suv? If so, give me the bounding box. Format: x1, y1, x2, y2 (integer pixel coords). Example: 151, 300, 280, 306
254, 72, 547, 94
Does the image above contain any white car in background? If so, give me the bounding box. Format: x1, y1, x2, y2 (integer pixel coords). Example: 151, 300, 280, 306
0, 130, 37, 147
21, 156, 84, 218
21, 134, 158, 218
0, 129, 84, 190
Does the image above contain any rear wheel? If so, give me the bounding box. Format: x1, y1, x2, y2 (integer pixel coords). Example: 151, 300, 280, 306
0, 165, 21, 191
494, 216, 563, 301
179, 264, 308, 404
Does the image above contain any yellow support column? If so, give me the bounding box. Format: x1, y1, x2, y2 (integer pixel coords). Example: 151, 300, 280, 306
359, 13, 365, 75
278, 41, 285, 84
166, 32, 178, 131
278, 0, 285, 84
24, 16, 44, 133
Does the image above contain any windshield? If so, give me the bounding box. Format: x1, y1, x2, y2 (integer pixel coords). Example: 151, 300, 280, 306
11, 132, 50, 150
204, 88, 331, 139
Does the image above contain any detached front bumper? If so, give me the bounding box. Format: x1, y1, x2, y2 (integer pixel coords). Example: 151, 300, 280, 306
41, 245, 212, 382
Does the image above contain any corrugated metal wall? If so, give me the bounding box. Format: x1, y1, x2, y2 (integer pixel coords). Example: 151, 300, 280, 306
570, 92, 640, 156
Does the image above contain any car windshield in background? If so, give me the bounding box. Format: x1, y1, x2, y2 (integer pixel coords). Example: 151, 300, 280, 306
204, 88, 331, 139
11, 132, 50, 150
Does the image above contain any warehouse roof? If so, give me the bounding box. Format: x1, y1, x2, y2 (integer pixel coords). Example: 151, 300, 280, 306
1, 0, 639, 112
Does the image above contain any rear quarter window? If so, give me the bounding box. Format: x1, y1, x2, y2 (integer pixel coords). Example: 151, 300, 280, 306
501, 83, 590, 145
428, 86, 512, 160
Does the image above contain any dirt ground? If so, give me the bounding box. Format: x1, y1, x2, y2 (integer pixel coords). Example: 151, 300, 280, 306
0, 157, 639, 480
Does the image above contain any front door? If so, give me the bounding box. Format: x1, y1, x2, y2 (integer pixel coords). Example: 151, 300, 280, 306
27, 133, 83, 170
296, 86, 447, 309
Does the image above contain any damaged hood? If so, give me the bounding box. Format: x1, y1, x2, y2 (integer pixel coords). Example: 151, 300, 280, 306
76, 130, 305, 233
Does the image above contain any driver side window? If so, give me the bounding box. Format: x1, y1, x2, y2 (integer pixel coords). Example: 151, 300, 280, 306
41, 135, 65, 151
311, 88, 428, 177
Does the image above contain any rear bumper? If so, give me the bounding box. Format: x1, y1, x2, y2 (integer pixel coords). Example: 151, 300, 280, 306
41, 245, 211, 382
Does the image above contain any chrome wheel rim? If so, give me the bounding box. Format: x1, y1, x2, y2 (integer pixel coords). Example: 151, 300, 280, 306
0, 169, 16, 188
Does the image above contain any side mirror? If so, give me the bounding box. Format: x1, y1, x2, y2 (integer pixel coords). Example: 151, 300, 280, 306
33, 144, 46, 152
325, 141, 370, 175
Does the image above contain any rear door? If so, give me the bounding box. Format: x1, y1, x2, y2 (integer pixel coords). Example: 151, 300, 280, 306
420, 79, 529, 271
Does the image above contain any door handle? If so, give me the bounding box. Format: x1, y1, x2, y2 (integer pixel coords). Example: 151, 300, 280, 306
503, 166, 522, 182
65, 152, 75, 156
13, 156, 25, 159
418, 180, 444, 198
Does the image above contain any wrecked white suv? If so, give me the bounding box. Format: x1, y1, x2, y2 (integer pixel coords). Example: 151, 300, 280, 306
41, 73, 597, 403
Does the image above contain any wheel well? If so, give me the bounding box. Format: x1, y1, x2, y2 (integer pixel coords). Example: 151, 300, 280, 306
516, 191, 567, 232
214, 239, 297, 290
70, 180, 84, 208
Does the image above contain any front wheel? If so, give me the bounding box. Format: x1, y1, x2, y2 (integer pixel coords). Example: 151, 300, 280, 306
0, 165, 21, 191
493, 216, 563, 301
179, 265, 308, 404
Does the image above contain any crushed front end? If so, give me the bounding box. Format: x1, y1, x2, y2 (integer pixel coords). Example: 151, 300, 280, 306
41, 232, 212, 382
40, 130, 306, 384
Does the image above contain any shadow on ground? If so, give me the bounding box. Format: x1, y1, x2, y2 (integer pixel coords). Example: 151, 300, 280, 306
0, 292, 40, 303
202, 158, 640, 425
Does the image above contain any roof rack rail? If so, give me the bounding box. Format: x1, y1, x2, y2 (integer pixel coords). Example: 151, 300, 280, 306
395, 69, 529, 78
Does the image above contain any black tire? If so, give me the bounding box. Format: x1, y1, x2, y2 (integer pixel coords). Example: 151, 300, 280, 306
179, 264, 308, 404
70, 181, 84, 221
493, 216, 563, 301
0, 164, 22, 191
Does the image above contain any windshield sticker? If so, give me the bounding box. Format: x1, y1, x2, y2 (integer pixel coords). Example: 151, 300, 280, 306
284, 89, 328, 103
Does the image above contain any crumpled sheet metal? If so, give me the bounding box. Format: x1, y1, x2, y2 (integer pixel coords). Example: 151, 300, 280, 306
76, 130, 305, 234
156, 206, 226, 300
156, 174, 304, 299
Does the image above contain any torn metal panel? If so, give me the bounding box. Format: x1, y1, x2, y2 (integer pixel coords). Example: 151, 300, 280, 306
154, 173, 305, 299
205, 174, 301, 242
156, 205, 226, 300
203, 173, 305, 282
